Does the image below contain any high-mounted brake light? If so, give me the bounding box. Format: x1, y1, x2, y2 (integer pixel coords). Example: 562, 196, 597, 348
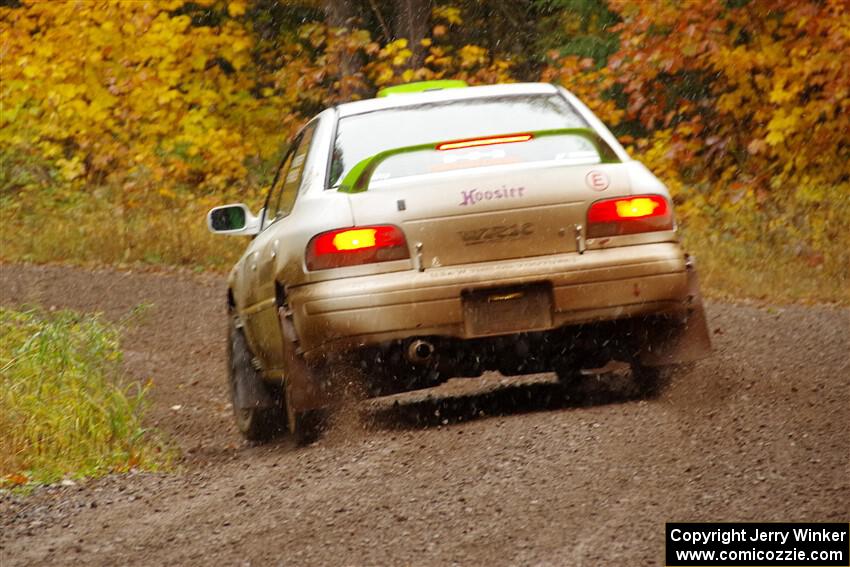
306, 225, 410, 270
436, 133, 533, 151
586, 194, 673, 238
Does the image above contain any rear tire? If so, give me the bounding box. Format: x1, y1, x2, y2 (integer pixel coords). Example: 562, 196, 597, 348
228, 320, 285, 441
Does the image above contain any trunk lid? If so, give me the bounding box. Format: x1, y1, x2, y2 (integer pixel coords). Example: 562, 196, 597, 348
348, 161, 632, 268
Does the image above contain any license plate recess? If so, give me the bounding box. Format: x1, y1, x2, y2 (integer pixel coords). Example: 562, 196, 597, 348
462, 282, 553, 337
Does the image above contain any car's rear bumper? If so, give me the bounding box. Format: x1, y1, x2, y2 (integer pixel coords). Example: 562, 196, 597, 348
289, 242, 691, 360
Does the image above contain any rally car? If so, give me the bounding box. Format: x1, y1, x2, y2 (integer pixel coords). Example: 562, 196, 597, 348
207, 81, 712, 442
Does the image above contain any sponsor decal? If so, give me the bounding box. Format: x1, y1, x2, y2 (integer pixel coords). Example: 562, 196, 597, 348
443, 149, 506, 164
459, 223, 534, 245
459, 185, 526, 206
585, 170, 610, 191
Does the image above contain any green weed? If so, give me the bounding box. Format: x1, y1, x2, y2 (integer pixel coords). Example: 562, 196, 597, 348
0, 307, 173, 487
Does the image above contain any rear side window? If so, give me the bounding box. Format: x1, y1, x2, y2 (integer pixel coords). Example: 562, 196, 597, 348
328, 94, 590, 188
264, 122, 316, 227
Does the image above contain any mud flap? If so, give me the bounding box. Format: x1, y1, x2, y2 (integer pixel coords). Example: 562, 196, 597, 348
230, 321, 278, 410
279, 307, 328, 412
639, 257, 713, 366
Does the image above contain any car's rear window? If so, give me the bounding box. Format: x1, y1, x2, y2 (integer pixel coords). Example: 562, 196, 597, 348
328, 94, 591, 188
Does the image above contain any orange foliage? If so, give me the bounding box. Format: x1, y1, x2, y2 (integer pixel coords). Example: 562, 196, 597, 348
545, 0, 849, 279
606, 0, 850, 199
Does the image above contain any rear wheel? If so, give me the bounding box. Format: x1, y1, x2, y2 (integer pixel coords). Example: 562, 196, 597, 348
228, 320, 285, 441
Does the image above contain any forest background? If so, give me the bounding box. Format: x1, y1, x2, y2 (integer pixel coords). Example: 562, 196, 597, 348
2, 0, 848, 303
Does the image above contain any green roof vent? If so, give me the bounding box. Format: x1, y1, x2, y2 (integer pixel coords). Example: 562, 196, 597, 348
377, 80, 468, 97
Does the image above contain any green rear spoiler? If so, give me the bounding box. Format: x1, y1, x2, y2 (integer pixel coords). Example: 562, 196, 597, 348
377, 80, 468, 97
338, 128, 620, 194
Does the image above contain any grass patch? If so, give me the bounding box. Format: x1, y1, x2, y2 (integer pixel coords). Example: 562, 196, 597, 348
0, 306, 173, 487
676, 198, 849, 305
1, 180, 846, 304
683, 233, 848, 305
0, 182, 248, 271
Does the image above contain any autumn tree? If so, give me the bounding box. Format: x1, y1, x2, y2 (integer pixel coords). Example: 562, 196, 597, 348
542, 0, 850, 281
0, 0, 285, 196
1, 0, 846, 291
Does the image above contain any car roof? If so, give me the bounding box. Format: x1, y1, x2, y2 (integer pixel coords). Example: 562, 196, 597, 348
335, 82, 560, 118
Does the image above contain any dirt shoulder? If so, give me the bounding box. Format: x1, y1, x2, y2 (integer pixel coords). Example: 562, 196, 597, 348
1, 263, 848, 566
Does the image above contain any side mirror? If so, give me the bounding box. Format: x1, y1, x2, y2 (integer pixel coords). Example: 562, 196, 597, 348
207, 204, 262, 236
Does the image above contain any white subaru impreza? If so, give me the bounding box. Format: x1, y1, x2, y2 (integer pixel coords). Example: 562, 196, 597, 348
208, 81, 711, 442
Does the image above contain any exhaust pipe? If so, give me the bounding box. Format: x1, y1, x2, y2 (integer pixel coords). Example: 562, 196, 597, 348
406, 340, 435, 364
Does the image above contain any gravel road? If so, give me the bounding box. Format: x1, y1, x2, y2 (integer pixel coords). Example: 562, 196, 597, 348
1, 263, 848, 566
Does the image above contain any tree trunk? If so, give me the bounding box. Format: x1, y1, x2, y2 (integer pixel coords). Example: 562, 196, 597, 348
324, 0, 366, 99
391, 0, 431, 69
324, 0, 359, 33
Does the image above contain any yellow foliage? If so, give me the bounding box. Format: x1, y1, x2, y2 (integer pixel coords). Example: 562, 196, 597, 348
433, 6, 463, 26
1, 2, 520, 201
227, 0, 247, 18
458, 45, 487, 68
0, 0, 285, 196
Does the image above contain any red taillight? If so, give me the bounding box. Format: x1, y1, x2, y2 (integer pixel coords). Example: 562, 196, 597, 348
306, 225, 410, 270
436, 133, 533, 151
586, 195, 673, 238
